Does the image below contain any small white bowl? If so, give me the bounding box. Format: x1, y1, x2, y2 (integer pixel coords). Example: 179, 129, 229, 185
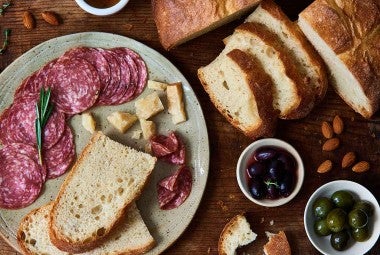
304, 180, 380, 255
236, 138, 304, 207
74, 0, 130, 16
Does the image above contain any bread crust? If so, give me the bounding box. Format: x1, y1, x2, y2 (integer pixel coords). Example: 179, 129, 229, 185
257, 0, 328, 103
263, 231, 291, 255
237, 22, 315, 119
48, 132, 155, 253
299, 0, 380, 118
152, 0, 260, 50
218, 213, 249, 255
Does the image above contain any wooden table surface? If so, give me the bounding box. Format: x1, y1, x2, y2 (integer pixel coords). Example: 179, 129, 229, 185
0, 0, 379, 254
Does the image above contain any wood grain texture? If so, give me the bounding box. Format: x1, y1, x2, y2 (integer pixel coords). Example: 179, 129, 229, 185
0, 0, 379, 254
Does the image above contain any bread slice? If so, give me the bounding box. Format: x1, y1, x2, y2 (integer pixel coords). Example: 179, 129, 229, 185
246, 0, 328, 103
263, 231, 291, 255
152, 0, 261, 50
298, 0, 380, 118
18, 202, 155, 255
218, 214, 257, 255
198, 48, 278, 139
223, 22, 315, 119
49, 132, 156, 253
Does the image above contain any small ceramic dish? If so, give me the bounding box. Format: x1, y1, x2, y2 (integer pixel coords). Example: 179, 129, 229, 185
304, 180, 380, 255
74, 0, 130, 16
236, 138, 304, 207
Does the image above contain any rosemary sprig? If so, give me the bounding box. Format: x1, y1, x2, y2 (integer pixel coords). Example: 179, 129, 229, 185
0, 28, 11, 54
0, 1, 11, 16
35, 88, 53, 165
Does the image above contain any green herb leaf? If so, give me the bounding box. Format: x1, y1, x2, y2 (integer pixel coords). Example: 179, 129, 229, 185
0, 28, 11, 54
0, 1, 10, 16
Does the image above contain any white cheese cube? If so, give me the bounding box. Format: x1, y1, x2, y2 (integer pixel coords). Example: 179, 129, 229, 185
81, 112, 96, 134
131, 130, 142, 139
135, 92, 164, 120
167, 82, 187, 124
107, 111, 138, 133
147, 80, 168, 91
140, 119, 156, 140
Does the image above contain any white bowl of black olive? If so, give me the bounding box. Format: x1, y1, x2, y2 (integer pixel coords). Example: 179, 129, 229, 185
304, 180, 380, 255
74, 0, 130, 16
236, 138, 304, 207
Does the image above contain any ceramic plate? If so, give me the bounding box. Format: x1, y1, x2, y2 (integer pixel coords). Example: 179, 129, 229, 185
0, 32, 209, 254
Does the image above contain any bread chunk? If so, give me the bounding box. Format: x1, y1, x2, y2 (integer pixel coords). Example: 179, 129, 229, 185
218, 214, 257, 255
298, 0, 380, 118
49, 132, 156, 253
167, 82, 187, 124
81, 112, 96, 134
107, 111, 137, 133
198, 49, 278, 139
263, 231, 291, 255
18, 202, 155, 255
147, 80, 168, 91
140, 119, 156, 140
246, 0, 328, 103
153, 0, 261, 50
135, 92, 164, 120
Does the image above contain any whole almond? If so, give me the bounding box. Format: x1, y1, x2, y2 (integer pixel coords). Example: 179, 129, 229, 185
352, 161, 370, 173
333, 115, 344, 134
322, 138, 340, 151
22, 11, 35, 30
41, 11, 60, 26
317, 160, 333, 173
341, 152, 356, 168
321, 121, 334, 139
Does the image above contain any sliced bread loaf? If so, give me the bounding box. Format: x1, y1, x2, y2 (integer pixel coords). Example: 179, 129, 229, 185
198, 48, 278, 139
218, 214, 257, 255
49, 132, 157, 253
298, 0, 380, 118
18, 202, 155, 255
246, 0, 328, 103
223, 22, 315, 119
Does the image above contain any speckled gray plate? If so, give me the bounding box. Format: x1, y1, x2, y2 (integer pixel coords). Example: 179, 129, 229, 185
0, 32, 209, 254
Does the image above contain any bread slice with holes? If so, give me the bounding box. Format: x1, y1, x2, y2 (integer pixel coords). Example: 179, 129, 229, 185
263, 231, 291, 255
223, 22, 315, 119
18, 202, 155, 255
246, 0, 328, 103
218, 214, 257, 255
198, 48, 278, 139
49, 132, 156, 253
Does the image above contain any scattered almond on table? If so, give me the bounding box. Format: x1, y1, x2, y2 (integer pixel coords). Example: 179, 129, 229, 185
41, 11, 60, 26
333, 115, 344, 134
341, 152, 356, 169
317, 160, 333, 173
321, 121, 333, 139
322, 137, 340, 151
352, 161, 370, 173
22, 11, 35, 30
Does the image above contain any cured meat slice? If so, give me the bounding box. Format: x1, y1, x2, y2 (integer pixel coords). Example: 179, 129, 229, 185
157, 166, 192, 210
150, 132, 186, 165
14, 60, 57, 99
0, 95, 66, 149
47, 57, 101, 114
44, 125, 75, 179
0, 148, 43, 209
1, 143, 47, 182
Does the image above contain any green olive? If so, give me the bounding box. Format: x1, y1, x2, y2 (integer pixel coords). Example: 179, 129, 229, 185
352, 226, 370, 242
353, 201, 374, 217
330, 230, 350, 251
331, 190, 354, 211
313, 197, 334, 219
348, 209, 368, 228
327, 208, 347, 233
314, 219, 331, 236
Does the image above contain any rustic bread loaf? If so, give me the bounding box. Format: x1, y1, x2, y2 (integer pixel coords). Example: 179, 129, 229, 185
49, 132, 156, 253
298, 0, 380, 118
152, 0, 261, 50
263, 231, 291, 255
218, 214, 257, 255
246, 0, 328, 103
18, 202, 155, 255
223, 22, 315, 119
198, 48, 278, 139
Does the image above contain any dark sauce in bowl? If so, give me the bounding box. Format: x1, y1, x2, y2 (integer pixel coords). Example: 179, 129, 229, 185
85, 0, 120, 8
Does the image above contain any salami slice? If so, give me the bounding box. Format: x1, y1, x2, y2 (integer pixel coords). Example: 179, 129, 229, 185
47, 57, 101, 114
0, 95, 66, 149
157, 166, 192, 210
0, 148, 43, 209
151, 132, 186, 164
44, 125, 75, 179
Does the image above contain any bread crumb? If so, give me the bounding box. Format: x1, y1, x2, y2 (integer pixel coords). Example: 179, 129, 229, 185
207, 247, 211, 253
131, 130, 142, 139
81, 112, 96, 133
217, 200, 228, 212
270, 220, 274, 226
228, 194, 235, 199
123, 23, 133, 31
260, 217, 265, 223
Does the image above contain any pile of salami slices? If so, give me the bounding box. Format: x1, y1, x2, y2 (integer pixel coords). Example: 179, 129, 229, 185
0, 47, 148, 209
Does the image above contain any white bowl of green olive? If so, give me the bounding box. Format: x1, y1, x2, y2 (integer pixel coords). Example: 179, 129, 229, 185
304, 180, 380, 255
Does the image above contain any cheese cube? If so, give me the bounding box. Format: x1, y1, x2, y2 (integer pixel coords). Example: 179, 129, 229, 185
131, 130, 142, 139
107, 111, 138, 133
147, 80, 168, 91
81, 112, 96, 134
140, 119, 156, 140
167, 82, 187, 124
135, 92, 164, 120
